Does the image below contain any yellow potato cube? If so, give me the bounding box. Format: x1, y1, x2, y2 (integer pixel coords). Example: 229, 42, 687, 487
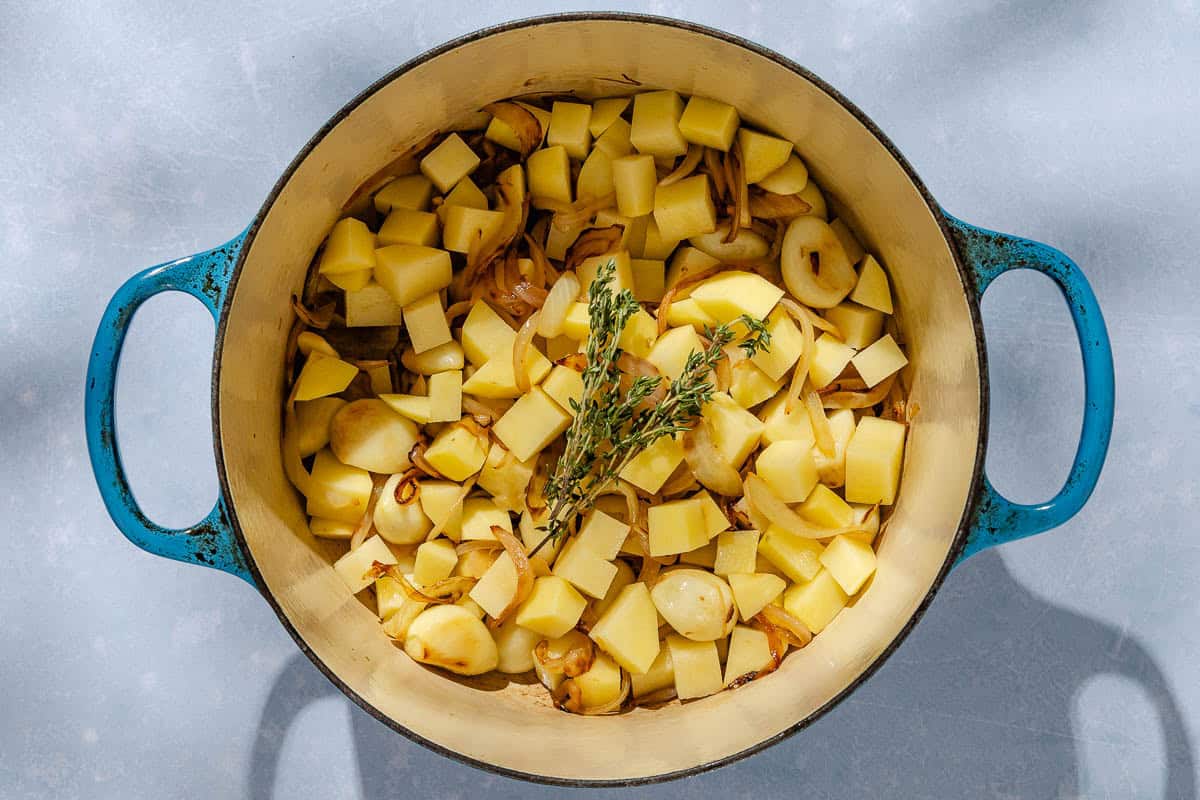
345, 281, 403, 328
374, 244, 452, 307
576, 148, 614, 200
460, 301, 516, 365
756, 440, 819, 503
552, 539, 618, 599
441, 206, 505, 254
374, 173, 434, 213
426, 370, 461, 422
829, 218, 866, 266
544, 334, 579, 362
578, 251, 635, 298
630, 258, 666, 302
636, 216, 682, 260
824, 302, 883, 350
477, 442, 535, 512
594, 209, 649, 253
729, 359, 783, 409
402, 292, 452, 354
419, 132, 480, 193
295, 397, 345, 457
783, 569, 848, 633
333, 534, 397, 593
413, 539, 458, 587
377, 208, 439, 248
694, 489, 732, 540
492, 387, 572, 461
436, 176, 488, 221
819, 534, 877, 595
309, 516, 356, 540
850, 254, 893, 314
515, 576, 587, 638
678, 96, 740, 151
723, 625, 773, 685
713, 531, 759, 576
738, 128, 793, 184
809, 333, 856, 389
758, 392, 815, 447
845, 416, 907, 505
611, 154, 657, 217
630, 646, 675, 697
647, 497, 710, 557
727, 572, 786, 621
296, 332, 338, 359
424, 422, 488, 481
592, 559, 636, 619
574, 652, 623, 708
294, 354, 358, 402
666, 635, 723, 700
378, 394, 431, 424
594, 116, 634, 159
619, 432, 684, 493
527, 145, 573, 208
547, 101, 592, 159
589, 582, 661, 674
666, 246, 720, 291
419, 481, 464, 540
589, 97, 630, 136
759, 525, 825, 583
619, 307, 658, 359
541, 364, 584, 415
664, 297, 718, 331
323, 267, 371, 292
690, 271, 784, 324
701, 392, 764, 468
630, 90, 688, 157
751, 308, 804, 380
647, 325, 705, 380
679, 540, 718, 568
485, 102, 550, 151
460, 497, 512, 542
318, 218, 376, 276
469, 552, 519, 617
306, 449, 373, 524
560, 302, 591, 341
576, 510, 631, 560
798, 484, 855, 528
813, 407, 857, 487
851, 334, 908, 388
653, 174, 716, 242
756, 153, 809, 195
460, 340, 552, 399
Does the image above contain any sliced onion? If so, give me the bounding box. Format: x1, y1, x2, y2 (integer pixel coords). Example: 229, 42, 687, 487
488, 525, 533, 625
408, 439, 445, 479
350, 473, 389, 550
780, 297, 842, 338
655, 265, 725, 336
512, 281, 548, 308
455, 540, 503, 555
744, 474, 874, 540
524, 232, 559, 283
291, 294, 334, 329
634, 687, 678, 707
822, 374, 896, 409
513, 311, 541, 394
564, 224, 624, 271
425, 476, 476, 541
683, 421, 742, 496
445, 300, 473, 325
637, 553, 662, 585
785, 305, 815, 413
805, 387, 836, 457
704, 146, 727, 199
537, 271, 581, 337
758, 602, 813, 648
749, 190, 812, 219
482, 101, 542, 156
534, 637, 595, 677
550, 194, 617, 233
581, 670, 631, 716
461, 395, 496, 425
658, 144, 703, 187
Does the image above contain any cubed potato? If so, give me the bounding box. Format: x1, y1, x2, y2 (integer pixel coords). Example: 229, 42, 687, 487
653, 174, 716, 242
401, 340, 464, 374
378, 394, 431, 424
547, 101, 592, 159
679, 541, 718, 568
758, 392, 815, 447
630, 258, 666, 302
824, 302, 883, 350
729, 359, 783, 409
592, 559, 636, 620
783, 569, 848, 633
575, 652, 623, 708
690, 271, 784, 324
629, 646, 673, 698
618, 308, 658, 359
845, 416, 906, 505
541, 364, 584, 415
477, 442, 534, 512
419, 132, 480, 192
637, 216, 682, 260
756, 154, 809, 195
329, 399, 419, 473
738, 128, 793, 184
305, 449, 372, 524
297, 332, 338, 359
589, 97, 630, 136
485, 102, 550, 151
552, 540, 618, 599
515, 576, 587, 638
333, 534, 397, 593
323, 267, 371, 293
759, 525, 825, 583
576, 510, 631, 560
797, 484, 855, 528
460, 301, 516, 365
460, 497, 512, 542
727, 572, 786, 621
419, 481, 464, 540
594, 209, 649, 254
713, 530, 759, 576
619, 432, 684, 493
666, 635, 723, 700
527, 145, 573, 208
647, 325, 706, 380
694, 490, 732, 540
589, 582, 660, 674
492, 387, 572, 461
819, 534, 877, 595
829, 218, 866, 266
295, 397, 346, 457
366, 363, 392, 395
441, 206, 506, 254
561, 302, 591, 341
413, 539, 458, 587
402, 292, 452, 354
678, 96, 739, 151
751, 308, 804, 380
492, 617, 544, 674
630, 90, 688, 157
578, 251, 635, 298
469, 552, 519, 618
576, 148, 614, 200
850, 254, 893, 314
809, 333, 856, 389
813, 407, 857, 487
756, 440, 819, 503
664, 297, 717, 331
426, 370, 461, 422
647, 497, 710, 557
374, 173, 434, 213
460, 340, 552, 399
723, 624, 773, 685
666, 246, 720, 290
423, 422, 488, 481
612, 154, 657, 217
377, 208, 440, 248
701, 392, 764, 468
318, 218, 376, 276
374, 245, 451, 309
798, 178, 828, 220
851, 334, 908, 388
594, 116, 634, 159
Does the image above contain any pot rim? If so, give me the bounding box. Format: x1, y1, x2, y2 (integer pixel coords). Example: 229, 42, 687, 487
212, 11, 989, 787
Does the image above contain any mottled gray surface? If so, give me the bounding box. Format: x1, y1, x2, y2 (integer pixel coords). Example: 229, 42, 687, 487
1, 0, 1197, 798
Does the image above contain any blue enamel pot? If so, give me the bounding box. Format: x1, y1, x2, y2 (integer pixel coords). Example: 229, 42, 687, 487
84, 13, 1113, 786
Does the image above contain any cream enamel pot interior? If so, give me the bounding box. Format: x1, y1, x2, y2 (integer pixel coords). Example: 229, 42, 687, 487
85, 13, 1114, 786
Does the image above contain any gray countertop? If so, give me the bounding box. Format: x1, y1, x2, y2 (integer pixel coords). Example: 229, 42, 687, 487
2, 1, 1197, 797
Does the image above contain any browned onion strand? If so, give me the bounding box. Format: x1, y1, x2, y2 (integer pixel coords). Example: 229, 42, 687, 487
683, 421, 742, 497
513, 311, 541, 394
481, 101, 542, 156
758, 602, 814, 648
350, 474, 389, 550
659, 143, 703, 187
564, 224, 623, 271
655, 264, 726, 336
749, 190, 812, 219
822, 374, 896, 409
291, 295, 334, 329
488, 525, 533, 625
424, 476, 476, 541
579, 670, 631, 715
534, 637, 595, 677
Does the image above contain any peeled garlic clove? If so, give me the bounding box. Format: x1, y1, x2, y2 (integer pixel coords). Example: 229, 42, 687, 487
781, 216, 856, 308
689, 224, 769, 262
404, 604, 499, 675
650, 568, 737, 641
373, 474, 433, 544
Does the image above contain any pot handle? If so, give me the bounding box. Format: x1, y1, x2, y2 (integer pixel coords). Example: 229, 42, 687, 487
85, 232, 255, 585
944, 215, 1114, 563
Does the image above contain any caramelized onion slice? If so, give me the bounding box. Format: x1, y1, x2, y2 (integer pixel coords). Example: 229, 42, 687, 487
488, 525, 533, 625
744, 474, 874, 540
683, 421, 742, 497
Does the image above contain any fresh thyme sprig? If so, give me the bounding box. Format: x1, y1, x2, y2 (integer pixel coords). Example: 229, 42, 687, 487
531, 261, 771, 556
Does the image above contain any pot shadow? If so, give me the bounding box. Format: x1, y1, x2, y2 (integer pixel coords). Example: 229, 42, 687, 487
245, 551, 1194, 798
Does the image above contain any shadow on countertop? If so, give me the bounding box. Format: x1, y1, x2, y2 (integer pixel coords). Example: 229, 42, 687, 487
245, 551, 1195, 798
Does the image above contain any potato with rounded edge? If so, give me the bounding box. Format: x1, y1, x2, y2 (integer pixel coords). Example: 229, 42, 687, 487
330, 399, 419, 474
404, 604, 499, 675
651, 569, 736, 641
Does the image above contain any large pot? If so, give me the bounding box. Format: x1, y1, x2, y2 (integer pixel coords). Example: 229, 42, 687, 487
85, 13, 1114, 786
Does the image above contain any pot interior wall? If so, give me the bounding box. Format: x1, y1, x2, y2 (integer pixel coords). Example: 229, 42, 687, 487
217, 17, 981, 782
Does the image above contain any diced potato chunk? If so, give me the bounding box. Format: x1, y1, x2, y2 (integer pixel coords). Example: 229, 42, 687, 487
619, 308, 658, 359
325, 268, 372, 292
547, 101, 592, 159
783, 569, 848, 633
738, 128, 793, 184
576, 510, 631, 559
477, 442, 535, 512
306, 448, 373, 524
724, 625, 773, 685
515, 576, 587, 638
576, 148, 614, 200
295, 397, 346, 457
561, 302, 590, 341
829, 218, 866, 266
437, 176, 488, 221
469, 552, 519, 617
727, 572, 786, 621
419, 481, 464, 540
666, 246, 720, 290
544, 334, 579, 362
329, 399, 419, 474
460, 340, 552, 399
378, 394, 430, 424
485, 102, 550, 151
679, 541, 717, 568
647, 325, 705, 380
377, 208, 440, 247
401, 340, 464, 374
294, 354, 358, 401
441, 206, 506, 254
713, 531, 759, 576
345, 281, 404, 328
797, 484, 855, 528
527, 145, 572, 208
413, 539, 458, 587
630, 90, 688, 157
589, 583, 661, 674
678, 96, 740, 151
593, 559, 636, 619
664, 297, 717, 330
845, 416, 906, 504
701, 392, 764, 468
729, 359, 782, 409
374, 245, 452, 308
493, 387, 572, 461
419, 133, 480, 192
808, 333, 856, 389
813, 407, 857, 487
578, 251, 635, 298
666, 635, 723, 700
759, 525, 825, 583
751, 308, 804, 380
297, 332, 338, 358
426, 370, 461, 422
850, 254, 893, 314
756, 154, 809, 195
575, 652, 623, 708
653, 174, 716, 242
424, 422, 488, 481
594, 116, 634, 159
819, 534, 877, 595
461, 301, 516, 365
594, 209, 649, 254
824, 302, 883, 350
318, 218, 376, 276
758, 392, 815, 447
756, 440, 819, 503
310, 516, 355, 540
374, 174, 434, 213
690, 270, 784, 323
694, 490, 732, 540
460, 497, 512, 542
630, 258, 665, 302
589, 97, 630, 136
552, 539, 617, 599
402, 292, 452, 354
647, 497, 710, 557
851, 334, 908, 388
333, 534, 397, 593
637, 217, 682, 260
541, 364, 584, 415
619, 432, 684, 493
612, 154, 657, 217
